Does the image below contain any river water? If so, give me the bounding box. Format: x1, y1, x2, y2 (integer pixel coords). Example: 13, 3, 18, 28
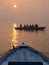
0, 23, 49, 58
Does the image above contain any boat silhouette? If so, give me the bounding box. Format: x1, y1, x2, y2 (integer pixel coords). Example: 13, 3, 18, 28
15, 24, 46, 31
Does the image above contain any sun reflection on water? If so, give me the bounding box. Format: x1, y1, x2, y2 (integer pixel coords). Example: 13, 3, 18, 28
11, 23, 18, 48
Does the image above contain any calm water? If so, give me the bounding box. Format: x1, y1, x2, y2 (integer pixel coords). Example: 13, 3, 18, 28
0, 24, 49, 58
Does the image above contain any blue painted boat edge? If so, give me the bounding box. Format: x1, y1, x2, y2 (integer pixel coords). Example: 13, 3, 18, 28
27, 46, 49, 63
0, 45, 49, 64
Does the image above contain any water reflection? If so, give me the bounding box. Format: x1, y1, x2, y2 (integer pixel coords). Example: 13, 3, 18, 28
11, 24, 18, 48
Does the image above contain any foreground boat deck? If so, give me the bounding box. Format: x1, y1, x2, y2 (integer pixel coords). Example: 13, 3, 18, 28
0, 42, 49, 65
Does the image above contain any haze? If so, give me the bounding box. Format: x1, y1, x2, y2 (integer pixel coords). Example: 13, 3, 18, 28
0, 0, 49, 26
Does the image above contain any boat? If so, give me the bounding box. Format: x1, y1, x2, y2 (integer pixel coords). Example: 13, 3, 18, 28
0, 42, 49, 65
15, 24, 46, 31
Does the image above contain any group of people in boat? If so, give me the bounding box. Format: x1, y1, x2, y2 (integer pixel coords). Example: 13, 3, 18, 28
15, 24, 46, 31
20, 24, 39, 30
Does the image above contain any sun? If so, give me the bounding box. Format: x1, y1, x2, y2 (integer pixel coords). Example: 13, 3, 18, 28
13, 5, 16, 8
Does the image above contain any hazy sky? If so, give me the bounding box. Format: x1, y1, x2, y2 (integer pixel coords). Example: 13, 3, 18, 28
0, 0, 49, 26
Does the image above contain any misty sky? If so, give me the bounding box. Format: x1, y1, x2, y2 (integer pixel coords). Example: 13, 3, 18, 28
0, 0, 49, 26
